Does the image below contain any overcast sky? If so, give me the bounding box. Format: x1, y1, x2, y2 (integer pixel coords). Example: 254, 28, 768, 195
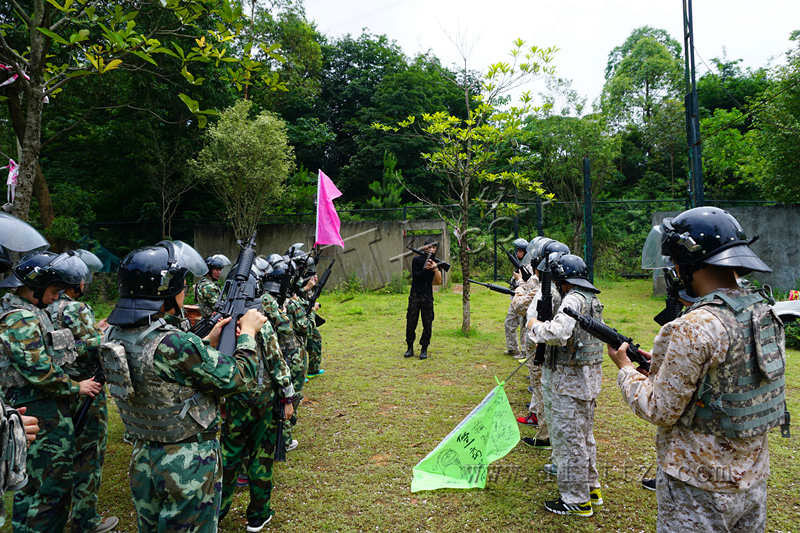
305, 0, 799, 109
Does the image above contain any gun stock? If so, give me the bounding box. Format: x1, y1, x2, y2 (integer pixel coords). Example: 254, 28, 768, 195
563, 307, 651, 372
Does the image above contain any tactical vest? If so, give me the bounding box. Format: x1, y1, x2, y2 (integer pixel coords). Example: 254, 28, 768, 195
104, 319, 218, 443
553, 289, 604, 366
0, 294, 77, 390
194, 277, 219, 319
679, 290, 787, 439
46, 297, 85, 379
0, 397, 28, 527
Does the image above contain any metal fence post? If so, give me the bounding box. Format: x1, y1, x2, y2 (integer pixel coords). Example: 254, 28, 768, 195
537, 198, 544, 236
583, 156, 594, 282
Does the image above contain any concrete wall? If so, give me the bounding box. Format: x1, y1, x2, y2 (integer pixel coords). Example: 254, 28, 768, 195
193, 219, 450, 290
652, 206, 800, 292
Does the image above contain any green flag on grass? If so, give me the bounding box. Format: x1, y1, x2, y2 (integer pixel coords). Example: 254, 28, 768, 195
411, 383, 520, 492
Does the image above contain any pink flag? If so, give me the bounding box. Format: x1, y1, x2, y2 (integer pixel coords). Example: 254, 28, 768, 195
315, 169, 344, 247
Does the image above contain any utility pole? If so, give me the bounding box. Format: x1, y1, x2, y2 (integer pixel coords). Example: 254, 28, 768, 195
683, 0, 704, 207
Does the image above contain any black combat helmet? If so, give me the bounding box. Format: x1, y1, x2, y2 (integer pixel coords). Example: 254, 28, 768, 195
0, 251, 64, 305
512, 237, 529, 251
74, 249, 103, 284
48, 252, 91, 289
107, 240, 208, 326
205, 254, 231, 271
659, 207, 770, 273
0, 246, 11, 274
529, 238, 570, 271
551, 253, 600, 293
262, 261, 288, 295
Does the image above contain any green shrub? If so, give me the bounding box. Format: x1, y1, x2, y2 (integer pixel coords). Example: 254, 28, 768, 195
784, 320, 800, 349
379, 272, 409, 294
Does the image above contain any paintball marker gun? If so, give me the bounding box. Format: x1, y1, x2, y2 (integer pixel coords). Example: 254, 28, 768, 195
407, 243, 451, 272
73, 364, 104, 437
654, 267, 684, 326
563, 307, 651, 372
466, 279, 515, 296
506, 249, 531, 282
306, 259, 335, 326
190, 232, 260, 355
533, 260, 554, 365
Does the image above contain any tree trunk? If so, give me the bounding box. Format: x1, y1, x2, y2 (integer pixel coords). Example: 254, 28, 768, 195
12, 88, 44, 223
11, 0, 46, 223
460, 243, 470, 335
33, 161, 54, 227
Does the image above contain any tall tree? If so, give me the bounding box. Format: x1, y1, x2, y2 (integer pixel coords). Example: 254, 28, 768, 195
601, 26, 683, 128
190, 100, 294, 239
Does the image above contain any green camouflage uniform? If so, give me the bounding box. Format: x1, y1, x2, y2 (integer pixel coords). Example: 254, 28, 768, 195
282, 297, 312, 447
47, 294, 107, 532
219, 320, 293, 525
194, 275, 221, 319
0, 292, 81, 533
301, 284, 323, 375
108, 313, 258, 533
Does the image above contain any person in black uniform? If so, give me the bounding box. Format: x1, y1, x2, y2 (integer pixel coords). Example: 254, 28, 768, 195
404, 240, 442, 360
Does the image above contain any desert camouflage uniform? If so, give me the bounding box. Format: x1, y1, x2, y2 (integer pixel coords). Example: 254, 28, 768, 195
504, 266, 534, 354
195, 275, 221, 319
220, 320, 294, 525
47, 294, 108, 532
0, 292, 80, 533
114, 313, 258, 533
618, 288, 780, 532
531, 289, 603, 505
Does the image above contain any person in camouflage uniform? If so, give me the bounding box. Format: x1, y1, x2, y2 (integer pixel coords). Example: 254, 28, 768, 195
0, 252, 103, 533
503, 239, 529, 356
219, 318, 295, 531
104, 241, 265, 533
609, 207, 786, 533
528, 253, 603, 518
45, 250, 118, 533
194, 254, 230, 319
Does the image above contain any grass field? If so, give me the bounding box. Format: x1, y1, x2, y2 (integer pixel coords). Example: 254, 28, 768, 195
3, 279, 798, 532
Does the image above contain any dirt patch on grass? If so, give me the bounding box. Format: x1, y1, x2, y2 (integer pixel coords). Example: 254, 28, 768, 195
370, 453, 391, 466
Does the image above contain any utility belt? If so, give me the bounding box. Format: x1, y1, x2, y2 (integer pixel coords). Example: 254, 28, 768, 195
140, 428, 218, 447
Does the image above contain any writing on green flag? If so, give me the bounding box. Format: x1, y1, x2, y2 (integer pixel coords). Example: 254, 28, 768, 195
411, 383, 520, 492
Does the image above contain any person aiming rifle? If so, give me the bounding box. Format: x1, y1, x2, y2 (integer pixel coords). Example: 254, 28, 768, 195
404, 239, 442, 360
503, 238, 529, 357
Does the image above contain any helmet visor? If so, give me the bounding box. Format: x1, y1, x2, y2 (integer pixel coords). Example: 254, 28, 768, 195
641, 226, 673, 270
75, 249, 103, 283
164, 240, 208, 277
0, 212, 49, 252
704, 244, 772, 273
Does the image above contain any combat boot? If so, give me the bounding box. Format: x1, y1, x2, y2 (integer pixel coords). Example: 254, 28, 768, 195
404, 345, 414, 358
419, 346, 428, 359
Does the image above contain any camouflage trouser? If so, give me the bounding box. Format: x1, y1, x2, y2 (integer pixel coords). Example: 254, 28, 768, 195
10, 396, 75, 533
306, 324, 323, 375
220, 397, 278, 525
656, 467, 766, 533
525, 361, 549, 440
547, 390, 599, 504
130, 438, 222, 533
504, 301, 525, 353
283, 346, 307, 448
71, 390, 109, 531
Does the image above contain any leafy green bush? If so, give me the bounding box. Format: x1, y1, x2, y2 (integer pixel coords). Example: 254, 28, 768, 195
379, 272, 409, 294
784, 320, 800, 349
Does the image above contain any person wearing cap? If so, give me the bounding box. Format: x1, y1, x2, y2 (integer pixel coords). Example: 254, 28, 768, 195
0, 252, 103, 533
195, 254, 231, 319
504, 238, 530, 357
404, 240, 442, 360
102, 241, 268, 532
608, 207, 786, 532
45, 250, 118, 533
527, 253, 604, 517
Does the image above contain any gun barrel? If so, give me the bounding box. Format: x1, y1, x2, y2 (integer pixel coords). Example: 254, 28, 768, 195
408, 245, 451, 272
563, 307, 651, 371
466, 279, 515, 296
